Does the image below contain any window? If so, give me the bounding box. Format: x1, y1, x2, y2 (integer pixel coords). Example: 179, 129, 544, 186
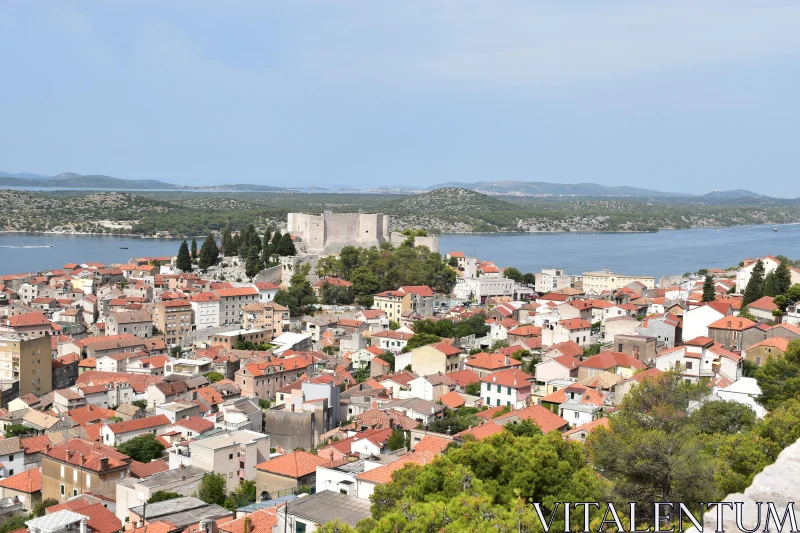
574, 412, 579, 419
755, 356, 762, 366
8, 454, 13, 461
506, 401, 511, 408
496, 384, 501, 393
73, 489, 78, 497
8, 469, 13, 476
507, 387, 511, 394
61, 465, 65, 477
496, 399, 500, 406
61, 484, 65, 496
229, 453, 234, 460
618, 344, 623, 352
685, 361, 692, 370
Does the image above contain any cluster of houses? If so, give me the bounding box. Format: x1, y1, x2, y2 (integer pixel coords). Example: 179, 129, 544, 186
0, 251, 798, 533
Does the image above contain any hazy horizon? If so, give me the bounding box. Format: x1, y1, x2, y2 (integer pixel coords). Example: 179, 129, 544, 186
2, 2, 799, 195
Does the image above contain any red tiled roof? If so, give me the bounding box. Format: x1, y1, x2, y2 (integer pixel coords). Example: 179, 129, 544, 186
105, 414, 170, 435
494, 405, 569, 433
563, 417, 610, 438
355, 451, 436, 484
748, 296, 778, 312
6, 312, 50, 327
551, 354, 582, 370
46, 438, 130, 472
255, 450, 331, 478
220, 508, 278, 533
174, 416, 215, 433
560, 318, 592, 330
399, 285, 434, 297
216, 287, 259, 297
0, 467, 41, 493
21, 435, 52, 455
68, 405, 117, 426
466, 352, 523, 371
445, 369, 480, 387
129, 459, 169, 478
479, 368, 532, 388
413, 435, 451, 454
708, 316, 757, 331
456, 421, 504, 441
683, 336, 715, 347
579, 351, 646, 371
546, 340, 583, 358
438, 390, 466, 409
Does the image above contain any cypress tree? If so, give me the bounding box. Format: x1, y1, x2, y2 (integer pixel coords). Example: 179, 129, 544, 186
191, 238, 198, 260
222, 225, 235, 256
742, 259, 766, 306
276, 233, 296, 256
763, 272, 777, 297
176, 240, 192, 272
245, 246, 263, 278
262, 230, 273, 264
198, 234, 219, 271
702, 274, 716, 302
774, 261, 792, 295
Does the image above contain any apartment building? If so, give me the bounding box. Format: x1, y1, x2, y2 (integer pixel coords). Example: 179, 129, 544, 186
215, 287, 259, 326
581, 269, 655, 292
0, 334, 53, 403
41, 438, 132, 502
183, 430, 270, 492
156, 300, 193, 346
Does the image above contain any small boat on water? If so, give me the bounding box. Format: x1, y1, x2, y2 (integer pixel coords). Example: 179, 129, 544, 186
120, 247, 129, 249
774, 227, 779, 232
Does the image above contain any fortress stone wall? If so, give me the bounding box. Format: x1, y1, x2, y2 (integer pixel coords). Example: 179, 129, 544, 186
287, 213, 391, 254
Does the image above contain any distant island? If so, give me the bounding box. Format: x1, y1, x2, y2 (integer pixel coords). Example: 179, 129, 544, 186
0, 169, 790, 200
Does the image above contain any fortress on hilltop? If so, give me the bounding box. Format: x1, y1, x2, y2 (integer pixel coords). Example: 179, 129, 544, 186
287, 212, 438, 255
287, 212, 391, 254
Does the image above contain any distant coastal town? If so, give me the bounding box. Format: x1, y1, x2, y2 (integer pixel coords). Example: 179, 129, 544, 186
1, 211, 799, 532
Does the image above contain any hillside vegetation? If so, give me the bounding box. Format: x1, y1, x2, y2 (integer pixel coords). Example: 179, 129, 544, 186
2, 187, 800, 237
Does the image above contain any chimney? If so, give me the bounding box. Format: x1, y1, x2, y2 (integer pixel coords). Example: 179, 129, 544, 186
79, 453, 85, 466
505, 355, 509, 366
99, 457, 108, 470
633, 346, 640, 359
329, 450, 334, 461
80, 518, 88, 533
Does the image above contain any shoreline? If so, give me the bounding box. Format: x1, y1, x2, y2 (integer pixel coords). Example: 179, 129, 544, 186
0, 221, 796, 239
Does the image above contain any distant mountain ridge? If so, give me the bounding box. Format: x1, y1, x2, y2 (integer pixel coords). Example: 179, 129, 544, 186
0, 170, 791, 199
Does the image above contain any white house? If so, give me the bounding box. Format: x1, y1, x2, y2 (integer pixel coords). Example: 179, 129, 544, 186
736, 256, 781, 295
0, 437, 24, 479
534, 355, 580, 387
480, 369, 533, 409
715, 377, 767, 418
682, 302, 730, 341
542, 318, 593, 348
371, 330, 413, 354
655, 337, 742, 384
255, 282, 280, 303
100, 414, 171, 446
190, 292, 220, 330
95, 353, 128, 373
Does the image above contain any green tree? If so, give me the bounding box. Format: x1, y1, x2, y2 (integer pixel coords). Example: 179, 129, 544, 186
276, 232, 296, 256
132, 399, 148, 409
377, 351, 395, 368
320, 282, 355, 305
502, 266, 522, 282
522, 272, 536, 285
690, 400, 757, 435
191, 237, 198, 259
754, 398, 800, 455
702, 432, 774, 495
350, 266, 380, 301
447, 256, 459, 268
224, 480, 257, 511
116, 433, 165, 462
198, 473, 228, 506
31, 497, 59, 517
386, 428, 406, 451
3, 423, 32, 438
742, 259, 766, 306
465, 381, 481, 396
148, 491, 182, 503
755, 340, 800, 411
245, 245, 262, 278
206, 371, 224, 383
788, 283, 800, 302
176, 240, 192, 272
401, 333, 441, 352
198, 234, 220, 270
221, 224, 233, 255
774, 261, 792, 295
587, 370, 715, 516
315, 520, 357, 533
274, 263, 317, 316
504, 419, 543, 437
763, 271, 777, 297
369, 431, 607, 529
261, 229, 273, 264
0, 515, 29, 533
702, 274, 716, 302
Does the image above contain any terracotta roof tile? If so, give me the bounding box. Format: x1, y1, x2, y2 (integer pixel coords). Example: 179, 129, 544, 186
255, 450, 331, 478
413, 435, 451, 455
0, 467, 41, 493
355, 451, 436, 484
494, 405, 569, 433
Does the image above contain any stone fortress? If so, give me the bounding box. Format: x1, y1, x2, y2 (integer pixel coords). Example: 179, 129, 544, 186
287, 212, 438, 254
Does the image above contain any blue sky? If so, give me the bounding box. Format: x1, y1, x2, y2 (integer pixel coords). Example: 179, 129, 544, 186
2, 1, 800, 195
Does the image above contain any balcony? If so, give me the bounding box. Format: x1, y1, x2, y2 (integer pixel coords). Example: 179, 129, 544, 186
238, 468, 247, 479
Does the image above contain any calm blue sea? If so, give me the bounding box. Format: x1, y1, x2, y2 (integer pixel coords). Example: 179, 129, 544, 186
1, 224, 799, 280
